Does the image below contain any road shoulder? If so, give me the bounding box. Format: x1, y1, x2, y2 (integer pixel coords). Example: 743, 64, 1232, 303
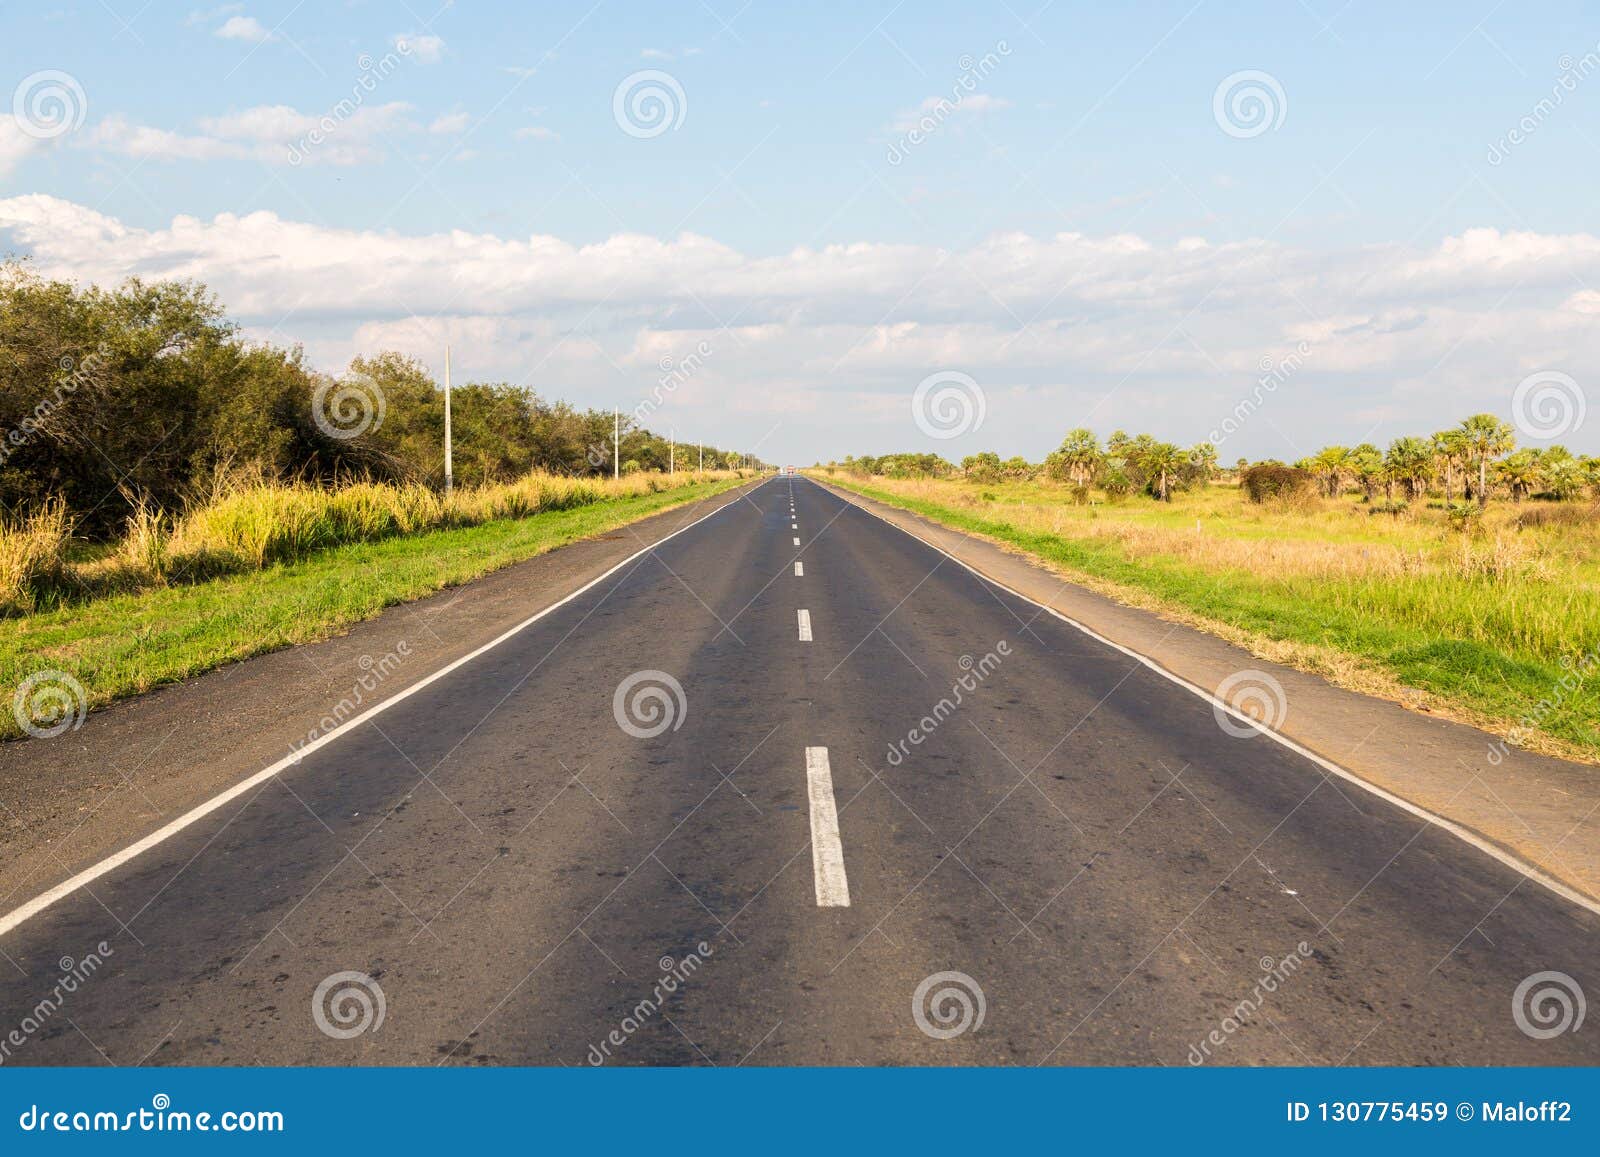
813, 476, 1600, 906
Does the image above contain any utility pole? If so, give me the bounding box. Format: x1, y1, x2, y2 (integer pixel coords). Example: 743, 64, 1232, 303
613, 408, 619, 480
670, 429, 675, 476
698, 442, 703, 474
443, 345, 453, 498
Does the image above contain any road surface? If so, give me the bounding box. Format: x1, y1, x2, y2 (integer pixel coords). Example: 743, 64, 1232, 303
0, 476, 1595, 1065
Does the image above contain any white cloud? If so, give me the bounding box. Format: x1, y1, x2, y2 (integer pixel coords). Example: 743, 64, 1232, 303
215, 14, 272, 42
513, 125, 559, 141
890, 92, 1013, 132
2, 195, 1597, 457
184, 4, 242, 27
641, 48, 673, 60
0, 118, 44, 179
396, 33, 444, 63
88, 103, 415, 166
428, 111, 471, 135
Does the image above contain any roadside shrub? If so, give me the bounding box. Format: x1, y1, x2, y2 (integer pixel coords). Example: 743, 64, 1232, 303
1444, 500, 1481, 535
1099, 465, 1134, 500
1240, 463, 1311, 504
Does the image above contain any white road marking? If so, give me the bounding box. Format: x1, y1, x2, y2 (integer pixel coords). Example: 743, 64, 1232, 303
0, 477, 778, 940
821, 482, 1600, 920
797, 609, 813, 641
804, 747, 851, 907
794, 562, 804, 577
793, 537, 800, 546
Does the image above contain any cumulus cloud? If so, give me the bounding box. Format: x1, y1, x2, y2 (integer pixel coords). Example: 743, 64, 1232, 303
215, 14, 272, 42
890, 92, 1012, 132
0, 118, 43, 179
396, 33, 444, 63
428, 111, 471, 134
88, 102, 415, 166
1, 194, 1596, 458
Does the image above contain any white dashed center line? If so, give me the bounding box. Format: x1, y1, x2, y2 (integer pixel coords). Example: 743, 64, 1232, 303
793, 536, 800, 546
804, 747, 850, 907
797, 609, 813, 641
794, 561, 803, 576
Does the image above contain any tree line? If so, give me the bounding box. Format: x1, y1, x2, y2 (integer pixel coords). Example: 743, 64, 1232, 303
836, 417, 1600, 507
0, 261, 754, 537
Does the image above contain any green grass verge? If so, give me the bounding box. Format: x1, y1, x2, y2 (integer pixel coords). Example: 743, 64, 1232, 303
827, 476, 1600, 762
2, 478, 745, 738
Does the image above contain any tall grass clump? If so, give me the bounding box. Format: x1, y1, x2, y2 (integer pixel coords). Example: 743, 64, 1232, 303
118, 499, 172, 582
0, 499, 73, 616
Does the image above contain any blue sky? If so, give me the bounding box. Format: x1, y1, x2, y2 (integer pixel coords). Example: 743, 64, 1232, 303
3, 1, 1598, 462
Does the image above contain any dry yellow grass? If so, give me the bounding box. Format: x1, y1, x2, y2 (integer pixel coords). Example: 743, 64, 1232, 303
2, 470, 746, 614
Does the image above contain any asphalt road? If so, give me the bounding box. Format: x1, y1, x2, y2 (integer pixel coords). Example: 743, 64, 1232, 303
0, 475, 1595, 1066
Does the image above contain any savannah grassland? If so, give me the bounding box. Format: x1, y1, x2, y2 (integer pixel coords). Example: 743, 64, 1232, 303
818, 471, 1600, 763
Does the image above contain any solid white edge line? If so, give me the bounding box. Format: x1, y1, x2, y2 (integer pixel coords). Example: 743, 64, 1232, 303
797, 609, 813, 642
0, 476, 774, 940
820, 480, 1600, 919
804, 746, 850, 907
794, 562, 804, 577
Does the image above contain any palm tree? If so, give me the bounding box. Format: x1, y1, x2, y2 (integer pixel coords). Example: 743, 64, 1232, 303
1350, 443, 1384, 501
1138, 441, 1188, 501
1533, 447, 1582, 500
1458, 414, 1516, 508
1311, 445, 1353, 498
1497, 449, 1542, 503
1188, 440, 1219, 481
1053, 427, 1102, 486
1385, 436, 1433, 501
1580, 456, 1600, 500
1432, 429, 1468, 500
